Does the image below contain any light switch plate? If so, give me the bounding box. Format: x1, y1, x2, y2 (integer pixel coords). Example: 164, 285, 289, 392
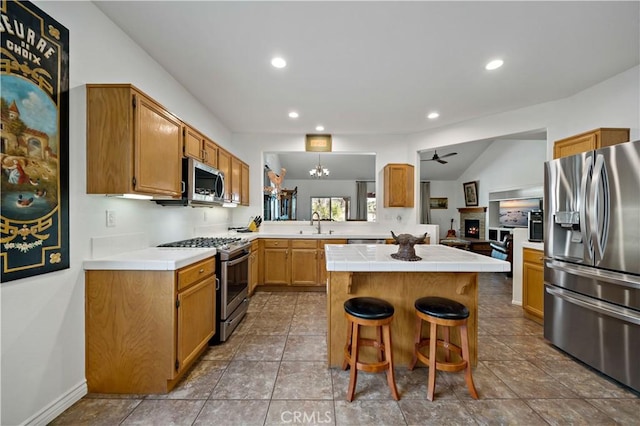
106, 210, 116, 227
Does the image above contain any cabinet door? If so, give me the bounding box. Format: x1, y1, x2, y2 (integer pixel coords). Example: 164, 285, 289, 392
183, 125, 204, 160
553, 133, 596, 159
241, 162, 250, 206
203, 138, 218, 168
231, 156, 242, 203
249, 240, 260, 294
553, 128, 630, 159
176, 277, 216, 372
134, 93, 182, 196
523, 248, 544, 320
384, 164, 414, 207
291, 248, 318, 285
263, 246, 289, 285
218, 148, 232, 200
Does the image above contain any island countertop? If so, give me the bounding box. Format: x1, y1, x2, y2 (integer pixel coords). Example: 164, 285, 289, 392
325, 244, 510, 273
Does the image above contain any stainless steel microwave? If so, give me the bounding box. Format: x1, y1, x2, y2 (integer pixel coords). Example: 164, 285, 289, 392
156, 158, 224, 207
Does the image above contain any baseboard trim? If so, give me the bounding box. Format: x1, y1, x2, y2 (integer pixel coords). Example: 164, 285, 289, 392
23, 380, 87, 426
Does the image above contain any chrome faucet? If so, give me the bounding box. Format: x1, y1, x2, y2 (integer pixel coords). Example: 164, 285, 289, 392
310, 211, 321, 234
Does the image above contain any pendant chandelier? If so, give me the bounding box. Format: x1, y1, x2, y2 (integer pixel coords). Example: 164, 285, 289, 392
309, 154, 330, 178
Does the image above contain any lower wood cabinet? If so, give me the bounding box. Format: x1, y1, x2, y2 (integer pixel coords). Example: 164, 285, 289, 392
263, 239, 290, 285
291, 239, 319, 285
523, 248, 544, 323
261, 238, 347, 287
85, 257, 216, 394
249, 239, 260, 295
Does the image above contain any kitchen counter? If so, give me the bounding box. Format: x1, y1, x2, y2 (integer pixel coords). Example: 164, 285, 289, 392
83, 247, 217, 270
325, 243, 510, 272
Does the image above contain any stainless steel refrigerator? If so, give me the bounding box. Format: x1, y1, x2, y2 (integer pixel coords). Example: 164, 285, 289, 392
544, 139, 640, 392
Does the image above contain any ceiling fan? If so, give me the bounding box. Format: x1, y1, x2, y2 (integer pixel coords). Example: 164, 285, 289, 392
421, 150, 458, 164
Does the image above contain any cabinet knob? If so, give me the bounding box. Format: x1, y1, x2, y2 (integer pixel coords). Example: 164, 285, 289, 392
199, 268, 204, 273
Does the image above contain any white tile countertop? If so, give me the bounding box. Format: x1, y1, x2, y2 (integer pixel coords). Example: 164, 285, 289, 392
325, 244, 511, 273
83, 247, 217, 271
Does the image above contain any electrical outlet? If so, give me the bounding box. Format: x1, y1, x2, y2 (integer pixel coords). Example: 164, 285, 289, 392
106, 210, 116, 227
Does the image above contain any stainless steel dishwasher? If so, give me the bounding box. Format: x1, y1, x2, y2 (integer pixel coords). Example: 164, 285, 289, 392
346, 239, 387, 244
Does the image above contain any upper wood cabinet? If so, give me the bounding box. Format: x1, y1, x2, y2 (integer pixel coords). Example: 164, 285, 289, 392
231, 156, 242, 204
383, 163, 414, 207
86, 84, 182, 197
217, 149, 249, 205
553, 128, 630, 159
202, 138, 219, 169
183, 125, 205, 161
240, 161, 250, 206
183, 124, 218, 168
217, 148, 232, 200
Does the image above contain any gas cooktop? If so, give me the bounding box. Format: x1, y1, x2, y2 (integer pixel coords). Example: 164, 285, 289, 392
158, 237, 244, 250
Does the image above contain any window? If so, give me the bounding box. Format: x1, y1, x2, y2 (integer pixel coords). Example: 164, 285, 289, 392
367, 196, 376, 222
311, 197, 350, 221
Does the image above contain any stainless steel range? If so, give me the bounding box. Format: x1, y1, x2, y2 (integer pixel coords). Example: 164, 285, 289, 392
159, 236, 250, 343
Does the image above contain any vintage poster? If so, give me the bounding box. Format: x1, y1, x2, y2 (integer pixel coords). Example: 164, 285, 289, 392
1, 0, 69, 282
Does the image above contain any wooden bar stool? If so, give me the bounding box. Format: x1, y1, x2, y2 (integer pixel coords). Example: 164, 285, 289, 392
409, 296, 478, 401
342, 297, 399, 401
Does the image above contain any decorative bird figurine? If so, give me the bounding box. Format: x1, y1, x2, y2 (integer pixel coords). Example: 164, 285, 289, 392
266, 167, 287, 192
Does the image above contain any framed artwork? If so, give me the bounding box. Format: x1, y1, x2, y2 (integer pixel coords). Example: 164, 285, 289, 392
429, 197, 448, 209
1, 0, 70, 282
463, 181, 479, 207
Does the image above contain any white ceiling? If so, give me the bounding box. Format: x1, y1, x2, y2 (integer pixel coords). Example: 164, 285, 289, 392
267, 152, 376, 181
94, 1, 639, 179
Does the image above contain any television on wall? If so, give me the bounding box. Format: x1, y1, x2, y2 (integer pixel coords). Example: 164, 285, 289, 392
498, 198, 542, 228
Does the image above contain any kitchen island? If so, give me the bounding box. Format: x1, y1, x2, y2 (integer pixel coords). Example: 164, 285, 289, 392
324, 244, 510, 367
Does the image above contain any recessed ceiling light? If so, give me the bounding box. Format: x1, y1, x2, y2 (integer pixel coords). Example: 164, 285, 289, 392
288, 111, 299, 119
315, 125, 325, 131
485, 59, 504, 70
427, 112, 439, 120
271, 57, 286, 68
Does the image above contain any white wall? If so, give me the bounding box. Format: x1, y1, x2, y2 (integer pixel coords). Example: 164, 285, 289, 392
423, 139, 547, 239
0, 2, 238, 425
1, 1, 638, 424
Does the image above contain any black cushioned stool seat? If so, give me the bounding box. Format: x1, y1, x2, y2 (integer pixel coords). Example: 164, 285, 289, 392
342, 297, 399, 402
344, 297, 395, 320
415, 296, 469, 320
409, 296, 478, 401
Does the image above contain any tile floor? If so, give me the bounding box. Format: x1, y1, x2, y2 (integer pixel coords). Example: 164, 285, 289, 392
52, 273, 639, 425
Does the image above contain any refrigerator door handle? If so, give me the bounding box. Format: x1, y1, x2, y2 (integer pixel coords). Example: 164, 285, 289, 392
546, 285, 640, 326
546, 260, 640, 290
579, 155, 593, 259
589, 153, 610, 262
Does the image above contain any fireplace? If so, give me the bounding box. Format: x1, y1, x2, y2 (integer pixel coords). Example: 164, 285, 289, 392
465, 219, 480, 238
458, 207, 487, 239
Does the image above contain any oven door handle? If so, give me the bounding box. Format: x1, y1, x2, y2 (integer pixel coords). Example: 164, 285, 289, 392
226, 251, 250, 267
546, 285, 640, 325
